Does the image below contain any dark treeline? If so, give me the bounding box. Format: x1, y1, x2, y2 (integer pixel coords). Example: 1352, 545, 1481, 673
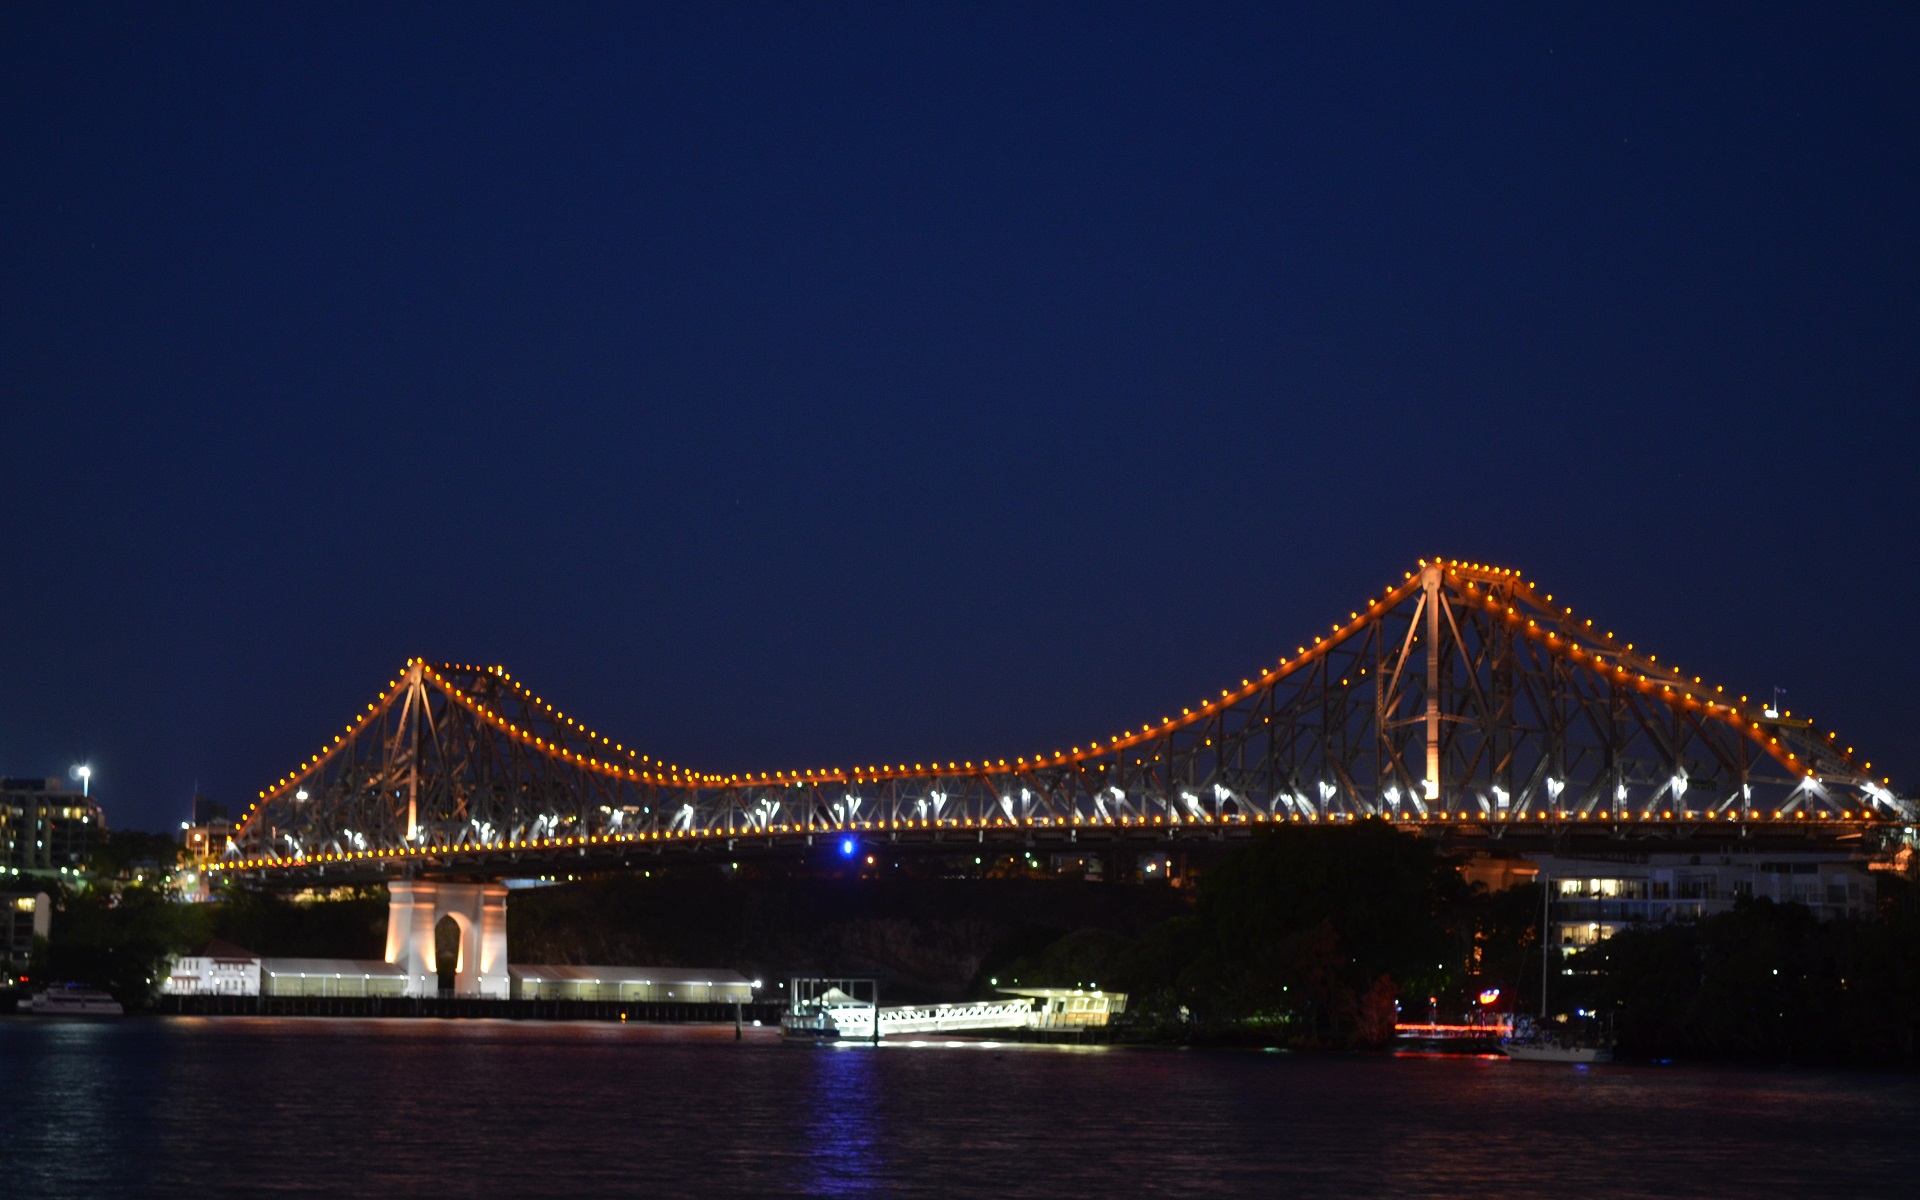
86, 830, 181, 880
507, 871, 1188, 999
1569, 881, 1920, 1065
31, 828, 1539, 1038
998, 822, 1537, 1047
33, 871, 1187, 1008
36, 887, 388, 1001
1002, 829, 1920, 1065
29, 823, 1920, 1066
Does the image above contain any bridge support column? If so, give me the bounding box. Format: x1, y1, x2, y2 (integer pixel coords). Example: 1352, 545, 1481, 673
1422, 563, 1443, 803
385, 880, 510, 999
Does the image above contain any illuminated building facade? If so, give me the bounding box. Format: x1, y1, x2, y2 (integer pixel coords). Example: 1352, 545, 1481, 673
161, 946, 750, 1003
256, 958, 409, 998
1, 778, 104, 878
162, 939, 263, 996
1536, 850, 1876, 959
508, 965, 754, 1003
175, 794, 235, 898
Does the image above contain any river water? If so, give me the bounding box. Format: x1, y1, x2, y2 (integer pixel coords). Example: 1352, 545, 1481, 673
1, 1018, 1915, 1197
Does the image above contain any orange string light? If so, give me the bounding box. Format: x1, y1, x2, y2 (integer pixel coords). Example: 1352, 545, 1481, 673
228, 563, 1889, 859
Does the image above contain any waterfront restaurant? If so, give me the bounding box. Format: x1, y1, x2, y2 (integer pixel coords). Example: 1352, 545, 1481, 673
508, 965, 755, 1004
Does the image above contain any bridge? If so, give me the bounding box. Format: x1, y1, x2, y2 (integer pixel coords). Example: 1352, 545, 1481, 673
207, 558, 1913, 999
216, 558, 1912, 888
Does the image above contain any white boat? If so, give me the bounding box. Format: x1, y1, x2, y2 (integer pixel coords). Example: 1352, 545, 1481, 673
780, 985, 875, 1041
1500, 871, 1611, 1063
1502, 1041, 1612, 1064
1501, 1012, 1611, 1063
19, 985, 124, 1016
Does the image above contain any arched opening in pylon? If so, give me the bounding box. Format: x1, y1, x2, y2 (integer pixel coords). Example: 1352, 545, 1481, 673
433, 913, 468, 995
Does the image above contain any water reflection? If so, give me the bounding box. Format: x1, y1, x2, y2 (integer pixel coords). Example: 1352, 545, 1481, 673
2, 1019, 1916, 1198
801, 1047, 885, 1195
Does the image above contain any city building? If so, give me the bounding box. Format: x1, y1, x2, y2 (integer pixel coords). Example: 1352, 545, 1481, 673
1, 778, 105, 878
3, 891, 51, 984
1533, 849, 1877, 961
176, 803, 235, 902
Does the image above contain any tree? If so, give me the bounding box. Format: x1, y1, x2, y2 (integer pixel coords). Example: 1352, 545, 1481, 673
44, 884, 211, 1006
998, 821, 1484, 1047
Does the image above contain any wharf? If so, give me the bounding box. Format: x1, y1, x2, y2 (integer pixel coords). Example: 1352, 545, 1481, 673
154, 995, 788, 1024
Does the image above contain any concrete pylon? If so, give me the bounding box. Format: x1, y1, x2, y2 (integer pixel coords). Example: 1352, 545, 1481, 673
385, 880, 509, 999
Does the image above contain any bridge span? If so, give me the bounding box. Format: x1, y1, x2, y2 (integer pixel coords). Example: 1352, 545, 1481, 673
214, 558, 1912, 890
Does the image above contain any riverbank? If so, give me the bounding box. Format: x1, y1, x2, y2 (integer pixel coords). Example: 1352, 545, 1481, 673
146, 994, 788, 1024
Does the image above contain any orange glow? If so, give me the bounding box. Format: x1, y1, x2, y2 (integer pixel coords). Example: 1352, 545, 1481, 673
230, 566, 1883, 851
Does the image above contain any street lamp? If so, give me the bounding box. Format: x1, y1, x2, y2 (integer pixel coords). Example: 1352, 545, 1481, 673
71, 764, 91, 798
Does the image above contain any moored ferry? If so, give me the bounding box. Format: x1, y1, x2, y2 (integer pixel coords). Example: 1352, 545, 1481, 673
1500, 1015, 1612, 1063
18, 984, 124, 1016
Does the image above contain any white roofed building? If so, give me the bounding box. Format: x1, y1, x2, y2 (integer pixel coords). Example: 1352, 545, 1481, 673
161, 949, 756, 1006
162, 939, 262, 996
509, 965, 755, 1004
259, 958, 410, 998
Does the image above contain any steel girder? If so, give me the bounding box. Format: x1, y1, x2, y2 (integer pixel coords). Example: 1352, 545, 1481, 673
222, 560, 1913, 884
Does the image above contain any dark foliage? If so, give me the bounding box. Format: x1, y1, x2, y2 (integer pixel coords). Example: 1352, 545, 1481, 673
507, 869, 1187, 1002
1580, 879, 1920, 1065
209, 890, 388, 961
40, 834, 1920, 1064
42, 886, 211, 1004
41, 885, 386, 1007
1000, 822, 1483, 1047
89, 829, 181, 879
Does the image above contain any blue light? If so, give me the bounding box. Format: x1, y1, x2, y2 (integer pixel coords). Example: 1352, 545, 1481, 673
840, 838, 855, 857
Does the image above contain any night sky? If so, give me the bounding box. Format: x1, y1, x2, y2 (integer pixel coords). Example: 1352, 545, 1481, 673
4, 5, 1916, 832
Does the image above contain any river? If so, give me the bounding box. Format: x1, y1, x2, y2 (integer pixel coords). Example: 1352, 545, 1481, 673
1, 1018, 1914, 1197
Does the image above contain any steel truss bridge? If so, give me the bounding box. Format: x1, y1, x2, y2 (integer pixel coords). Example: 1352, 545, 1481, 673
217, 560, 1914, 886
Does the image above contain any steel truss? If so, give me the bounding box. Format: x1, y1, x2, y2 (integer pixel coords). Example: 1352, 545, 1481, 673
223, 561, 1914, 883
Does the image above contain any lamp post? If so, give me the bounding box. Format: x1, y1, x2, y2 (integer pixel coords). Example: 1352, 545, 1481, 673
72, 764, 91, 798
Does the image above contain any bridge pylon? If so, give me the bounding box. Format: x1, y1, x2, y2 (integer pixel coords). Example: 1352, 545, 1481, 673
384, 880, 508, 999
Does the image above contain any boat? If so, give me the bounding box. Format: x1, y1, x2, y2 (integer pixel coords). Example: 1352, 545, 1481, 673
1500, 1017, 1611, 1062
18, 984, 124, 1016
1498, 870, 1611, 1063
780, 983, 874, 1042
1502, 1040, 1612, 1064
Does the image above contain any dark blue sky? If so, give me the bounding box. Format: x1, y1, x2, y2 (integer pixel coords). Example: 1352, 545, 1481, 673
4, 4, 1916, 830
